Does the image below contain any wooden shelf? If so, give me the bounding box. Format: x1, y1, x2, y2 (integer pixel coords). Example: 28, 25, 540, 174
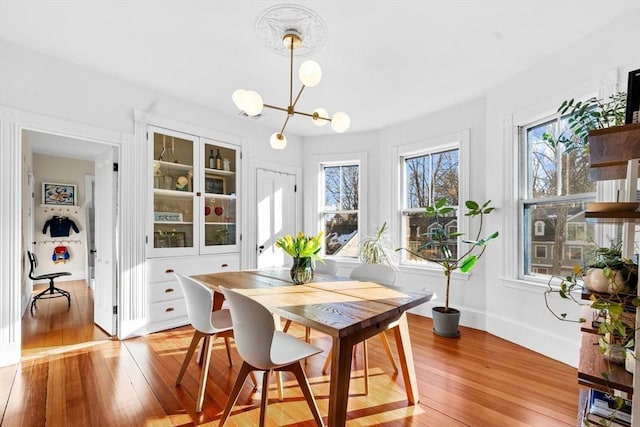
578, 333, 633, 396
588, 123, 640, 180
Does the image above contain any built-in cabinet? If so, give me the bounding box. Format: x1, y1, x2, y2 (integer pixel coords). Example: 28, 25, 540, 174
145, 125, 242, 333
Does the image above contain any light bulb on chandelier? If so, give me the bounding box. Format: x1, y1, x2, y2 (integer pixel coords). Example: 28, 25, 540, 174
232, 28, 349, 149
270, 133, 287, 150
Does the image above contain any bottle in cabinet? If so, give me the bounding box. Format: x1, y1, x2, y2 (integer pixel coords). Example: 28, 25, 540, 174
209, 149, 215, 169
215, 149, 222, 170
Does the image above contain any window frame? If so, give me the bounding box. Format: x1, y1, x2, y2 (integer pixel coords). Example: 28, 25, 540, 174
392, 130, 470, 270
506, 73, 620, 286
311, 152, 367, 261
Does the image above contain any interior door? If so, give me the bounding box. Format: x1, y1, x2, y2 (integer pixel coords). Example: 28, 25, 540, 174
256, 168, 296, 268
85, 175, 96, 289
93, 148, 116, 335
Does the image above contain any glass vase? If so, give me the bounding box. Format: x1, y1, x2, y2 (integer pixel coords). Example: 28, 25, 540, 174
290, 257, 314, 284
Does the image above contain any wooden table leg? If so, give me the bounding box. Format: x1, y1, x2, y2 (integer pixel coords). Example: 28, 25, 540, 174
392, 312, 419, 404
328, 336, 354, 427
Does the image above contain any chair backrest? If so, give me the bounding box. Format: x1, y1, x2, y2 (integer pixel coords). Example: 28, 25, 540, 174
174, 273, 215, 334
350, 263, 396, 286
27, 251, 38, 279
314, 258, 338, 275
221, 287, 276, 370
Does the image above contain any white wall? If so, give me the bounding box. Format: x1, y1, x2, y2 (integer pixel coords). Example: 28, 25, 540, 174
484, 8, 640, 366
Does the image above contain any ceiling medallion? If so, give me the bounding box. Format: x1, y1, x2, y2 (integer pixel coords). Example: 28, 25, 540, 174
255, 4, 327, 57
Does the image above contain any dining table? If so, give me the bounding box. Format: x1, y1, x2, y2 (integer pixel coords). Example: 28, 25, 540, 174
191, 268, 433, 427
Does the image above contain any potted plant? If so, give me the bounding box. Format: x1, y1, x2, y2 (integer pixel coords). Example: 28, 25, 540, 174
359, 221, 398, 269
544, 266, 637, 367
583, 239, 638, 294
542, 91, 627, 153
397, 198, 498, 337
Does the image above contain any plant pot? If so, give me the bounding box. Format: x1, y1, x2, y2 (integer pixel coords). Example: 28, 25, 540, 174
584, 268, 630, 294
432, 306, 460, 338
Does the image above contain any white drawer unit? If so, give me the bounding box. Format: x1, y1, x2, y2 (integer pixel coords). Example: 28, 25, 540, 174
144, 253, 240, 334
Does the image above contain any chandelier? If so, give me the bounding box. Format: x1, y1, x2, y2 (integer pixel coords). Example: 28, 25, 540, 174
232, 28, 350, 150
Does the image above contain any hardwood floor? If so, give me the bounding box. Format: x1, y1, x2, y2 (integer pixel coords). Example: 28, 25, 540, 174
1, 281, 580, 426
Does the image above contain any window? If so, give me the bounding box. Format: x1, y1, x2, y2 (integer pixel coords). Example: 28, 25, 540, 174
535, 245, 547, 259
400, 147, 459, 264
520, 114, 596, 279
321, 163, 360, 257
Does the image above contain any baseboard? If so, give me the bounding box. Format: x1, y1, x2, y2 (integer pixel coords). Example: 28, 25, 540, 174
409, 302, 578, 367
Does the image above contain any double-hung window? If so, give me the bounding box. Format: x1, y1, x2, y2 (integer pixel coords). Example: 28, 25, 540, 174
321, 163, 360, 257
399, 145, 460, 264
520, 114, 597, 279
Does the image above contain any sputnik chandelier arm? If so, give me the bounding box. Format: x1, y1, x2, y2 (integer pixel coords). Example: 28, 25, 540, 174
232, 30, 350, 149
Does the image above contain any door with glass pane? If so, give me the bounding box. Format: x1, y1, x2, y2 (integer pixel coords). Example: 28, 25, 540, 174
148, 127, 198, 257
200, 137, 240, 253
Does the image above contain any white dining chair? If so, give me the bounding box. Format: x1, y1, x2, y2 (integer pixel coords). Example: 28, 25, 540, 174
283, 258, 338, 342
314, 258, 338, 275
322, 263, 399, 395
174, 273, 235, 412
219, 287, 325, 427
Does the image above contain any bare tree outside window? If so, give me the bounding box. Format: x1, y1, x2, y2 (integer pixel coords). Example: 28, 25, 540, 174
522, 115, 606, 278
403, 149, 459, 263
322, 164, 359, 256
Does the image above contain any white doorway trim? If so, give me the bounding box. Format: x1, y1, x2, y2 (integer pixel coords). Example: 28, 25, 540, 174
0, 106, 145, 367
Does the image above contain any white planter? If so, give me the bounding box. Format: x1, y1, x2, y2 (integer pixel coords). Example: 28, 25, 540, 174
584, 268, 630, 294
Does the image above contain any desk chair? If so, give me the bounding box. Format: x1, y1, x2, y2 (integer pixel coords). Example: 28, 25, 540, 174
219, 287, 324, 427
282, 259, 338, 342
174, 273, 236, 412
322, 263, 399, 395
28, 250, 71, 315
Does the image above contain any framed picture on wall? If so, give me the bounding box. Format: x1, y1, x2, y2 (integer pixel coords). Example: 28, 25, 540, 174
42, 182, 76, 206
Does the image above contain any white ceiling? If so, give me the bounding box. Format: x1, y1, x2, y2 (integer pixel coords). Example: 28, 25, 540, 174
2, 0, 639, 140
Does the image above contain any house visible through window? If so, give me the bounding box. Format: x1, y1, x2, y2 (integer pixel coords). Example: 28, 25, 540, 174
520, 114, 597, 278
401, 147, 459, 264
321, 163, 359, 257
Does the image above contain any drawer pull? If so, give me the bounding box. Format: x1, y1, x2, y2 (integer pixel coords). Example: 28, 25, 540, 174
165, 288, 174, 293
221, 263, 229, 268
165, 307, 175, 313
165, 268, 174, 274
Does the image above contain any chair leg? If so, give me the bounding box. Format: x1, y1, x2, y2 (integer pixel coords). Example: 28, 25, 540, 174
276, 369, 284, 401
224, 336, 233, 366
322, 347, 332, 375
176, 331, 204, 385
378, 331, 399, 373
219, 362, 254, 427
363, 340, 369, 395
259, 370, 271, 427
286, 362, 325, 427
195, 335, 213, 412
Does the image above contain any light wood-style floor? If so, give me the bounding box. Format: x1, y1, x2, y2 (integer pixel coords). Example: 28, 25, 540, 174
1, 280, 581, 426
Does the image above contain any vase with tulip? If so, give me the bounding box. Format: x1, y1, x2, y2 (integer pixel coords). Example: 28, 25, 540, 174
275, 231, 324, 284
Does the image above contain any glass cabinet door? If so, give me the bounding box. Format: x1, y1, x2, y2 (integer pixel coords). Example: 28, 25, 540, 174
201, 138, 238, 252
149, 127, 197, 256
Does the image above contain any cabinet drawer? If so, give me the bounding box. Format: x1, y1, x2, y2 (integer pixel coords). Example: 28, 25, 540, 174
149, 280, 184, 303
147, 254, 240, 283
149, 299, 187, 323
